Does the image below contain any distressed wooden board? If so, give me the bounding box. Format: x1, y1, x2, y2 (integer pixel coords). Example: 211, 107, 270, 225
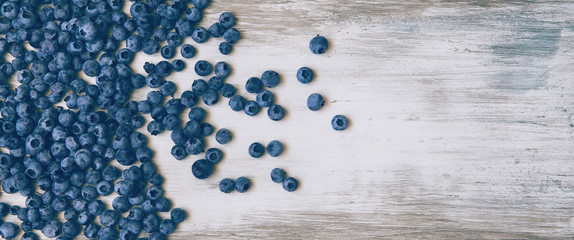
4, 0, 574, 239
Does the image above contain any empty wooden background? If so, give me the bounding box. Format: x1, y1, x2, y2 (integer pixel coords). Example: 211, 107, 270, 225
5, 0, 574, 239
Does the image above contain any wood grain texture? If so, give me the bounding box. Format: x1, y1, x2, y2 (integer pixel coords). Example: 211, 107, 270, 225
4, 0, 574, 239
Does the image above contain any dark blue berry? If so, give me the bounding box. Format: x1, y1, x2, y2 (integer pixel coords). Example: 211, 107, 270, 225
268, 105, 285, 121
267, 140, 284, 157
192, 27, 209, 43
244, 101, 261, 116
202, 89, 219, 106
219, 178, 235, 193
170, 208, 187, 223
205, 148, 223, 164
218, 42, 232, 55
223, 28, 240, 44
307, 93, 325, 111
215, 128, 232, 144
194, 60, 212, 76
249, 142, 265, 158
245, 77, 263, 93
235, 177, 251, 193
208, 22, 224, 38
309, 35, 329, 54
191, 159, 214, 179
172, 59, 185, 71
261, 70, 280, 88
219, 12, 237, 29
180, 44, 196, 59
297, 67, 314, 84
331, 115, 349, 131
282, 177, 298, 192
229, 95, 246, 111
160, 45, 175, 59
256, 90, 274, 107
221, 84, 236, 98
270, 168, 286, 183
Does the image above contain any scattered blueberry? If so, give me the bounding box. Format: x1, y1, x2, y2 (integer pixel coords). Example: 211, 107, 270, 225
331, 115, 349, 131
267, 140, 284, 157
235, 177, 251, 193
261, 70, 280, 88
307, 93, 325, 111
219, 178, 235, 193
282, 177, 299, 192
268, 105, 286, 121
309, 35, 329, 54
297, 67, 314, 84
248, 142, 265, 158
270, 168, 286, 183
215, 128, 232, 144
191, 159, 215, 179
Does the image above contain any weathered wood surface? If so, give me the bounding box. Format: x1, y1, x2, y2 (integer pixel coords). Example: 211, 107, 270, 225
5, 0, 574, 239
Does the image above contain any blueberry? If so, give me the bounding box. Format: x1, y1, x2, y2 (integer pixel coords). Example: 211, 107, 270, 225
219, 12, 237, 29
229, 95, 246, 111
192, 0, 211, 10
42, 220, 63, 238
208, 76, 225, 90
208, 22, 224, 38
202, 89, 219, 106
154, 197, 172, 212
180, 44, 196, 59
97, 181, 114, 196
167, 32, 184, 47
270, 168, 286, 183
261, 70, 280, 88
223, 28, 240, 44
181, 90, 197, 108
84, 223, 101, 238
192, 27, 209, 43
160, 45, 175, 59
307, 93, 325, 111
297, 67, 314, 84
331, 115, 349, 131
147, 120, 165, 136
0, 222, 19, 239
200, 123, 215, 136
184, 137, 205, 155
267, 105, 286, 121
143, 39, 160, 55
243, 101, 261, 116
191, 159, 214, 179
205, 148, 223, 164
214, 61, 231, 78
267, 140, 284, 157
172, 59, 186, 71
248, 142, 265, 158
159, 219, 176, 235
192, 79, 208, 95
143, 214, 160, 233
218, 178, 235, 193
219, 42, 233, 55
188, 107, 207, 122
215, 128, 232, 144
194, 60, 212, 76
97, 227, 118, 240
282, 177, 299, 192
221, 84, 236, 98
170, 208, 187, 223
235, 177, 251, 193
113, 197, 132, 213
309, 35, 329, 54
256, 90, 275, 107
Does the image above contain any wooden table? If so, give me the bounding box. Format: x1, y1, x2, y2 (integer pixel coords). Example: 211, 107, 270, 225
6, 0, 574, 239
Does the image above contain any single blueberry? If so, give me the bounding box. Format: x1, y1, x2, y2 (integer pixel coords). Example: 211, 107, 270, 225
261, 70, 280, 88
218, 42, 232, 55
331, 115, 349, 131
307, 93, 325, 111
219, 178, 235, 193
223, 28, 240, 44
248, 142, 265, 158
235, 177, 251, 193
215, 128, 232, 144
180, 44, 196, 59
219, 12, 237, 29
270, 168, 286, 183
297, 67, 314, 84
191, 159, 214, 179
229, 95, 246, 111
256, 90, 274, 107
283, 177, 299, 192
309, 35, 329, 54
194, 60, 212, 76
267, 140, 284, 157
243, 101, 261, 116
268, 105, 286, 121
191, 27, 209, 43
205, 148, 223, 164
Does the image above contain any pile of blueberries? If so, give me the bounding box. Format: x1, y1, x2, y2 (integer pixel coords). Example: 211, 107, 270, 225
0, 0, 348, 238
